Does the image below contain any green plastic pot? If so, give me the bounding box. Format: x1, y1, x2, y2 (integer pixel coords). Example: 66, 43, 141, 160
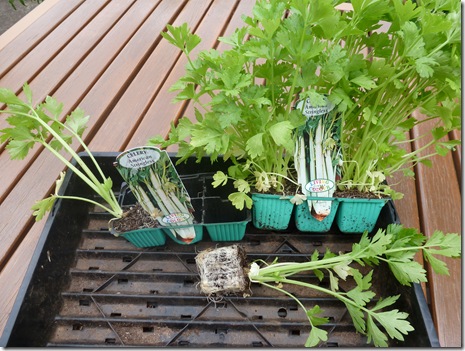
295, 197, 339, 232
336, 198, 388, 233
251, 193, 294, 230
119, 228, 167, 247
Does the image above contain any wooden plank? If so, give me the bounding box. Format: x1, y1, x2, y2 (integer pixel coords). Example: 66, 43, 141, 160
75, 0, 186, 136
0, 0, 137, 203
0, 0, 108, 95
88, 0, 213, 151
411, 110, 461, 347
0, 0, 83, 76
0, 0, 181, 270
0, 221, 45, 339
127, 0, 245, 148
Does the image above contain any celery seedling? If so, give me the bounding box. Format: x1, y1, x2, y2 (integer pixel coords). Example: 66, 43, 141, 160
197, 225, 461, 347
0, 84, 123, 220
294, 97, 342, 219
115, 149, 197, 242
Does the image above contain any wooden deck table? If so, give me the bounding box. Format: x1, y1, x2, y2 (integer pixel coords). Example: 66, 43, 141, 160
0, 0, 461, 347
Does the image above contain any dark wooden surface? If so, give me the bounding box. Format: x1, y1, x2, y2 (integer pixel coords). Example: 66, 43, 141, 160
0, 1, 461, 347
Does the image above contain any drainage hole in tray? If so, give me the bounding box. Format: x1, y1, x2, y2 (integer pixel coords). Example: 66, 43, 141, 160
215, 328, 228, 335
178, 340, 189, 346
110, 312, 122, 317
184, 279, 195, 286
147, 301, 158, 308
122, 256, 133, 262
150, 290, 159, 295
118, 278, 129, 284
88, 266, 99, 271
143, 326, 154, 333
252, 315, 263, 320
72, 323, 84, 331
289, 329, 301, 336
327, 342, 339, 347
83, 288, 93, 292
278, 308, 287, 318
152, 268, 163, 272
186, 258, 196, 264
105, 338, 116, 344
79, 299, 90, 306
252, 341, 263, 347
181, 314, 192, 319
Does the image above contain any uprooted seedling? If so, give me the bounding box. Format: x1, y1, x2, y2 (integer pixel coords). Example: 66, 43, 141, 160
195, 224, 461, 347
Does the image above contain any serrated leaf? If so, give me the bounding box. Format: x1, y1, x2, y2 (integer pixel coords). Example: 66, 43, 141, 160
228, 191, 252, 210
372, 309, 414, 341
351, 75, 377, 90
6, 139, 35, 159
388, 260, 427, 286
366, 314, 389, 347
233, 179, 250, 194
212, 171, 228, 188
269, 121, 294, 149
246, 133, 264, 159
31, 195, 57, 221
65, 108, 89, 137
43, 96, 63, 119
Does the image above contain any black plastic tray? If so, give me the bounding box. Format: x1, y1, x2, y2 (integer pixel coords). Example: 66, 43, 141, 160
0, 153, 440, 347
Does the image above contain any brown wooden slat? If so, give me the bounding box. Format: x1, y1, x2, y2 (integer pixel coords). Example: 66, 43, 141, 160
0, 0, 183, 271
450, 129, 461, 187
127, 0, 246, 148
0, 0, 108, 96
411, 110, 461, 347
88, 0, 213, 151
0, 0, 82, 75
0, 0, 138, 204
0, 221, 45, 338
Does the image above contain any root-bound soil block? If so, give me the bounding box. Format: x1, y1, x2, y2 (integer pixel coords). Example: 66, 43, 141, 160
0, 153, 439, 347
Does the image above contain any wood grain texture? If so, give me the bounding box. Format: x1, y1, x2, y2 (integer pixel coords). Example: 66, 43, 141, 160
0, 1, 461, 346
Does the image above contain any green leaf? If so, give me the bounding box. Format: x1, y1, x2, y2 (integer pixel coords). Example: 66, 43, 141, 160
212, 171, 228, 188
415, 57, 438, 78
228, 191, 252, 210
366, 314, 389, 347
65, 108, 89, 137
31, 195, 57, 221
233, 179, 250, 194
305, 305, 329, 347
23, 83, 33, 105
387, 260, 427, 286
0, 87, 24, 105
372, 309, 414, 342
5, 139, 35, 159
351, 75, 377, 90
246, 133, 264, 159
43, 95, 63, 120
269, 121, 294, 149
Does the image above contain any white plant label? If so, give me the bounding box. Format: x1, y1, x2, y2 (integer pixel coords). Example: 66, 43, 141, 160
117, 147, 160, 169
296, 96, 335, 118
305, 179, 335, 193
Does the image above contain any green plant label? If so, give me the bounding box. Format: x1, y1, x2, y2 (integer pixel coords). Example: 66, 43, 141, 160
115, 146, 195, 229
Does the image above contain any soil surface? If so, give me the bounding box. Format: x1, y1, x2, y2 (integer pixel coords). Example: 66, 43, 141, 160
111, 204, 159, 232
334, 189, 389, 199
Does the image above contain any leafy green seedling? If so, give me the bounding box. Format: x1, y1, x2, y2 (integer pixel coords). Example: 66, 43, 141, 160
0, 84, 123, 220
